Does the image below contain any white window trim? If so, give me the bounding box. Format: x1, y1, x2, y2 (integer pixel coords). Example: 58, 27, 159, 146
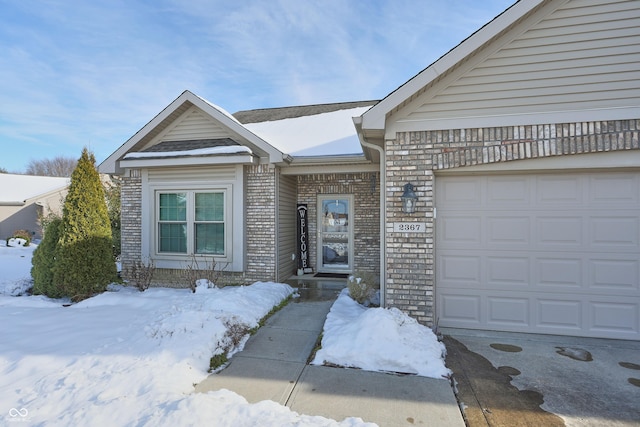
140, 166, 244, 272
155, 189, 229, 258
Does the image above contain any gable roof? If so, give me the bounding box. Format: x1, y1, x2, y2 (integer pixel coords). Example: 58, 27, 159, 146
0, 174, 69, 206
358, 0, 640, 143
99, 90, 289, 174
241, 103, 376, 157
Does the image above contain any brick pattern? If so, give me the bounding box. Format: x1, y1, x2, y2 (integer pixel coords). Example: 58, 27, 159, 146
244, 164, 277, 282
386, 119, 640, 325
297, 172, 380, 276
120, 169, 142, 281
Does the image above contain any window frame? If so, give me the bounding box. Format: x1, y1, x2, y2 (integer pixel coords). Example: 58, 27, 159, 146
153, 186, 231, 261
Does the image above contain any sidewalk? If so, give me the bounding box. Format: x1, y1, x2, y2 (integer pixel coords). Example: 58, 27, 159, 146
195, 281, 464, 426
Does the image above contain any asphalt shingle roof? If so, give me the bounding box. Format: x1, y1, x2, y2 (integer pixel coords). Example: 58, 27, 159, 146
233, 100, 377, 124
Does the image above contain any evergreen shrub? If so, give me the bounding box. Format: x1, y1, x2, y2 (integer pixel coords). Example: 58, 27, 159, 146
53, 148, 117, 301
31, 218, 64, 297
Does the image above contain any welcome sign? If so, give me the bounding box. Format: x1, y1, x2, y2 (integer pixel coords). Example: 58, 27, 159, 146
297, 204, 313, 274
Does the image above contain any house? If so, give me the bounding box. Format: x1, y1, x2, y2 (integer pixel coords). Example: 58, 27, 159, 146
101, 0, 640, 340
0, 174, 69, 240
100, 98, 380, 287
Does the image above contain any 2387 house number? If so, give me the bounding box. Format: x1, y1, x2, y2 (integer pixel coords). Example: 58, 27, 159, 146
393, 222, 426, 232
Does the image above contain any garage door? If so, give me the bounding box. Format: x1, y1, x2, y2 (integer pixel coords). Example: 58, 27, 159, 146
436, 172, 640, 340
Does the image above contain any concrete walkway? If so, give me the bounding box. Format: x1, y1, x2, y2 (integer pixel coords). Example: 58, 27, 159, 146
195, 282, 464, 426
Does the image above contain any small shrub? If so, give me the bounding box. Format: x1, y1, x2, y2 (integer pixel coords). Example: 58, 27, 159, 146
209, 353, 228, 371
130, 258, 155, 291
11, 230, 31, 246
347, 271, 379, 305
209, 317, 251, 372
182, 255, 226, 292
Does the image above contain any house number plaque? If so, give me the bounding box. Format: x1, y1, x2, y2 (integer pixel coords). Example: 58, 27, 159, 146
393, 222, 426, 233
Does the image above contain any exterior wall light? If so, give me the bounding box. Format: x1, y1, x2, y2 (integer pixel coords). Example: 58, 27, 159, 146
401, 183, 417, 214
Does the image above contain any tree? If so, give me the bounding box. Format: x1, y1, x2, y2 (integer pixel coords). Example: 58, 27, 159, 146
0, 167, 7, 173
104, 176, 121, 258
26, 156, 77, 177
53, 148, 117, 300
31, 217, 64, 298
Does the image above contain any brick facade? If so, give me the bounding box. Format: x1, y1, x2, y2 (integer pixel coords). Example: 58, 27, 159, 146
120, 169, 142, 280
385, 119, 640, 325
297, 172, 380, 277
119, 166, 379, 288
244, 164, 277, 282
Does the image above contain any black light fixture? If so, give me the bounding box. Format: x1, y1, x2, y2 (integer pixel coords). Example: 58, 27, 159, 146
401, 183, 417, 214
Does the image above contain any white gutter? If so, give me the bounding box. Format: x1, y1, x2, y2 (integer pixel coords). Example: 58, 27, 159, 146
354, 117, 386, 308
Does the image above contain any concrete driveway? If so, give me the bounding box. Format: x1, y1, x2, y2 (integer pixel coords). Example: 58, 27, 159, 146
442, 328, 640, 427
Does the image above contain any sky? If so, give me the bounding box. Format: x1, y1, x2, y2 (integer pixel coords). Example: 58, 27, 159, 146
0, 0, 514, 173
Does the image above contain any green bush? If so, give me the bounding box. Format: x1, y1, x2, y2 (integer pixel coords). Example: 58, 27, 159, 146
10, 229, 31, 246
31, 218, 64, 297
53, 148, 117, 301
104, 176, 121, 258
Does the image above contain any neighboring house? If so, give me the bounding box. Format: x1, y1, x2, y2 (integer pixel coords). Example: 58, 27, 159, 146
101, 0, 640, 340
0, 174, 70, 240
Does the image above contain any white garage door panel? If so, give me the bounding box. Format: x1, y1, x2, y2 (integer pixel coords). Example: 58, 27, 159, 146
436, 172, 640, 340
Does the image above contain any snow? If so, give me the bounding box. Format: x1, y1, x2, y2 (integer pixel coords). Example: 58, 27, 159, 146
312, 289, 451, 379
0, 240, 35, 296
123, 145, 252, 159
244, 107, 370, 157
0, 173, 69, 203
0, 241, 449, 426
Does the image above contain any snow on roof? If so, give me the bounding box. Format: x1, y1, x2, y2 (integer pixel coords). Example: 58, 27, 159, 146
243, 106, 371, 157
123, 146, 252, 159
0, 174, 70, 203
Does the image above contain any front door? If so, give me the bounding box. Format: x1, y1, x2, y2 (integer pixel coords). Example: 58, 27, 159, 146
317, 195, 354, 273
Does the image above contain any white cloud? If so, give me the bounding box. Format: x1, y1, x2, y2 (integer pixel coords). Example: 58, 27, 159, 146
0, 0, 514, 170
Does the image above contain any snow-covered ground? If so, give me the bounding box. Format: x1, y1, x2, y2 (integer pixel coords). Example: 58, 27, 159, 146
0, 241, 448, 426
312, 290, 450, 378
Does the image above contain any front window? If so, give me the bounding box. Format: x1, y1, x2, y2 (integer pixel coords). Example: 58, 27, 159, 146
158, 193, 187, 253
195, 192, 224, 255
157, 191, 226, 255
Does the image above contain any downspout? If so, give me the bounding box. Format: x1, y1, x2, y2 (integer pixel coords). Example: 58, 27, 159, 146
354, 119, 386, 308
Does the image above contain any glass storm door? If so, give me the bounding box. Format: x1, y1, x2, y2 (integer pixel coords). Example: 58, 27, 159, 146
317, 195, 353, 273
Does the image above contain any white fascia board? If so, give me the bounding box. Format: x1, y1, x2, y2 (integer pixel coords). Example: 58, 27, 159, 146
119, 154, 255, 169
360, 0, 545, 132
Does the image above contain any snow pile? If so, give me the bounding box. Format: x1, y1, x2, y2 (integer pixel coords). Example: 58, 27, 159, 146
0, 240, 35, 295
313, 289, 451, 379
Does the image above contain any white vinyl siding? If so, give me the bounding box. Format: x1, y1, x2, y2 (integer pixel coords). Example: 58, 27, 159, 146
392, 0, 640, 131
144, 106, 235, 150
276, 172, 297, 282
436, 171, 640, 340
